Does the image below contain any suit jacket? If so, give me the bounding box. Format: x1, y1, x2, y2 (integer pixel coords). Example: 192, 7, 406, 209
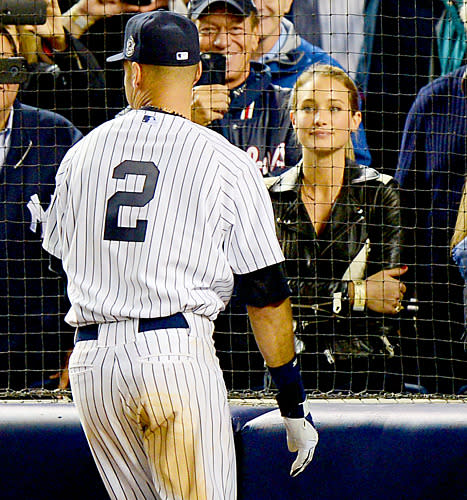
0, 100, 82, 389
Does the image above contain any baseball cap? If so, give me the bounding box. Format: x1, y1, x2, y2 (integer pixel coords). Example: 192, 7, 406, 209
107, 10, 200, 66
188, 0, 258, 20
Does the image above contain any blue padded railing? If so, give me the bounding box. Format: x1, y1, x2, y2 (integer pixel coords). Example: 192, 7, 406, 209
0, 400, 465, 500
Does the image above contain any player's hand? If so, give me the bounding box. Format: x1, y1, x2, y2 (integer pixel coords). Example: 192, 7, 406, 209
191, 84, 230, 126
365, 266, 408, 315
283, 400, 318, 477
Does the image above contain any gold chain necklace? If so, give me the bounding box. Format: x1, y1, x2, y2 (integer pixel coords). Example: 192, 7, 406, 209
140, 105, 186, 119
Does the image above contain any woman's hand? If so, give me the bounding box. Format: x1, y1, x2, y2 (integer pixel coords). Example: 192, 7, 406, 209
365, 266, 408, 314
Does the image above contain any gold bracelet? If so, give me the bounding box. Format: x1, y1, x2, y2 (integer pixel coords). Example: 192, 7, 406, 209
352, 280, 366, 312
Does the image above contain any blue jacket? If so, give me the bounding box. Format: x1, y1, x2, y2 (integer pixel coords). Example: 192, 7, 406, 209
264, 19, 340, 89
396, 65, 467, 271
395, 66, 466, 355
209, 62, 300, 176
0, 100, 82, 389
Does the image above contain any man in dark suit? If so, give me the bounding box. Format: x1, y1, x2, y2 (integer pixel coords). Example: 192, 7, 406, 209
0, 27, 82, 390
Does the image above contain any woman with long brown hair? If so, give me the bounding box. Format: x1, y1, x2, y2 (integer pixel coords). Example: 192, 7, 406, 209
268, 64, 407, 393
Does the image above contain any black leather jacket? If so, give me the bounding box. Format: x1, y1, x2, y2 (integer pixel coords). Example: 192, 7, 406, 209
268, 161, 403, 350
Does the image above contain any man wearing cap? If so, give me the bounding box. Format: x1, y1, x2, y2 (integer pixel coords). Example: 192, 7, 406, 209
43, 10, 318, 500
189, 0, 300, 176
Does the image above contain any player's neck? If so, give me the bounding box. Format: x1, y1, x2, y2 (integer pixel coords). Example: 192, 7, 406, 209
140, 105, 187, 120
135, 95, 191, 120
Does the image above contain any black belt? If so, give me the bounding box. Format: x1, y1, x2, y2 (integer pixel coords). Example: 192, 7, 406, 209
75, 312, 189, 343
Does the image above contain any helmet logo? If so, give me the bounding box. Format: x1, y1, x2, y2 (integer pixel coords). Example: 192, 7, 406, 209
125, 36, 136, 57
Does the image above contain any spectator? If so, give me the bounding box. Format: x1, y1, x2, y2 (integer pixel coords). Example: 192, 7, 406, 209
252, 0, 343, 87
355, 1, 443, 175
8, 0, 107, 135
269, 64, 407, 393
395, 65, 467, 394
189, 0, 300, 175
288, 0, 366, 78
436, 0, 467, 76
61, 0, 169, 124
0, 27, 82, 390
251, 0, 371, 166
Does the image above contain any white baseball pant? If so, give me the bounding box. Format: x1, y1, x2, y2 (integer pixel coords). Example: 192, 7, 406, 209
69, 312, 236, 500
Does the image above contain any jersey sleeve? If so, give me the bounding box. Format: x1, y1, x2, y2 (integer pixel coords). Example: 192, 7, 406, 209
236, 262, 291, 307
225, 162, 285, 275
42, 152, 74, 260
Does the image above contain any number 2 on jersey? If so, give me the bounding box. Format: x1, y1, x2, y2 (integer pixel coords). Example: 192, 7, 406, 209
104, 160, 159, 242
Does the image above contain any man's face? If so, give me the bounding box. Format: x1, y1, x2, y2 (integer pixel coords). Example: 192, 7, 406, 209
0, 34, 19, 111
255, 0, 293, 38
196, 9, 259, 89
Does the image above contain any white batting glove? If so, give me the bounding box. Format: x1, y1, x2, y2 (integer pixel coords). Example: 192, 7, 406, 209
283, 401, 319, 477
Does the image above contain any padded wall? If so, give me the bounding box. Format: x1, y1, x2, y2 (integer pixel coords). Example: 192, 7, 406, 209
238, 401, 467, 500
0, 400, 465, 500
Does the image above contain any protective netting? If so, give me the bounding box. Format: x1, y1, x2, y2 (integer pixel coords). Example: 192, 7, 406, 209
0, 1, 465, 398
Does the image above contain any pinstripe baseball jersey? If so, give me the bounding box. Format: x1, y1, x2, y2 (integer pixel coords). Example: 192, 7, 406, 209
43, 107, 285, 327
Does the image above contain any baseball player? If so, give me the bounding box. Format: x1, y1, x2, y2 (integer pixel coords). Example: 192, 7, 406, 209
42, 11, 318, 500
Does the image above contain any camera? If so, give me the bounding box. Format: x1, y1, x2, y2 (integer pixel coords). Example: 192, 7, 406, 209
0, 0, 47, 25
0, 57, 27, 84
198, 52, 226, 86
